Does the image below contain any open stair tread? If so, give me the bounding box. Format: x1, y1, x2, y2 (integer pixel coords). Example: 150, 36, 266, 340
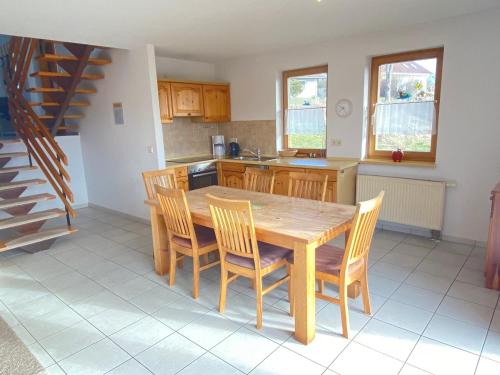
0, 166, 37, 174
37, 54, 111, 65
40, 114, 84, 120
27, 87, 97, 94
0, 179, 46, 191
0, 226, 77, 252
0, 193, 56, 209
30, 71, 104, 80
0, 139, 22, 145
0, 152, 28, 159
0, 209, 66, 230
29, 101, 90, 107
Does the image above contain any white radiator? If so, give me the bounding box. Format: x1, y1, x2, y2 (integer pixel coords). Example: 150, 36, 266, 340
356, 174, 446, 231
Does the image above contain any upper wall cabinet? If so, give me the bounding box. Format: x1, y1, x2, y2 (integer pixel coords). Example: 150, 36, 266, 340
158, 82, 173, 124
158, 79, 231, 124
202, 84, 231, 123
171, 82, 204, 117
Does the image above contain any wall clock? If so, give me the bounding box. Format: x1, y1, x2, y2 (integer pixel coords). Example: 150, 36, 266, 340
335, 99, 353, 118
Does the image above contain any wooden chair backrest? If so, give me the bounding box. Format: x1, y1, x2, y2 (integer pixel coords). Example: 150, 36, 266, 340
207, 193, 260, 265
342, 191, 384, 272
243, 167, 275, 194
156, 185, 197, 246
142, 168, 177, 200
288, 172, 328, 202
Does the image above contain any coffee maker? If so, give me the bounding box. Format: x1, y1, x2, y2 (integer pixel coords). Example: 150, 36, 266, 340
212, 135, 226, 158
228, 138, 240, 157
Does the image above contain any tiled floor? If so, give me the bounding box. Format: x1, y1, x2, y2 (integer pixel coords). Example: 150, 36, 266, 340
0, 206, 499, 375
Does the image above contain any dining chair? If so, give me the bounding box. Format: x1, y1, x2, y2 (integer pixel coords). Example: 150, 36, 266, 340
288, 171, 328, 202
156, 185, 220, 299
243, 167, 275, 194
289, 191, 384, 338
142, 168, 177, 200
207, 193, 292, 329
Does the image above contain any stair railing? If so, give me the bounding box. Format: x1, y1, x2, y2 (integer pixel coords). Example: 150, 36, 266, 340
4, 37, 76, 220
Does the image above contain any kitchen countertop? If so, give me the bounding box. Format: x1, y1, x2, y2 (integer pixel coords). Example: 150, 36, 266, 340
165, 155, 359, 171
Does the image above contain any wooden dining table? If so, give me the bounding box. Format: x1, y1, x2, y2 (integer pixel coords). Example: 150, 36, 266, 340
145, 185, 356, 344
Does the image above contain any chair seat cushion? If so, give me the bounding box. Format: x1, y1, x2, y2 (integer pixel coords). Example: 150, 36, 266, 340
172, 225, 217, 249
226, 242, 291, 269
287, 244, 364, 276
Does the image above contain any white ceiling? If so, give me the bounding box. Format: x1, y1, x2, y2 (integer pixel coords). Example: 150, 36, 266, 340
2, 0, 500, 61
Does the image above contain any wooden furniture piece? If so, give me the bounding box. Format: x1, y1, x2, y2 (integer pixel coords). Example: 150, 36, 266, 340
170, 82, 204, 117
145, 185, 356, 344
158, 81, 173, 124
207, 194, 291, 328
174, 166, 189, 192
219, 162, 245, 189
486, 183, 500, 290
156, 186, 220, 299
288, 172, 328, 202
289, 191, 384, 338
142, 168, 178, 200
157, 79, 230, 123
202, 84, 231, 122
243, 167, 275, 194
219, 163, 356, 204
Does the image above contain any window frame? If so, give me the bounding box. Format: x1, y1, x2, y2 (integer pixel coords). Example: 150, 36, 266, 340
282, 65, 328, 156
367, 47, 444, 162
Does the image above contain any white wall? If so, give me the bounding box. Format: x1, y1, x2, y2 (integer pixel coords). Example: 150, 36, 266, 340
215, 10, 500, 242
155, 56, 215, 81
79, 45, 164, 220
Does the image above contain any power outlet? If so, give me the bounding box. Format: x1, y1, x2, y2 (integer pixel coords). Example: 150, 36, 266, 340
331, 138, 342, 146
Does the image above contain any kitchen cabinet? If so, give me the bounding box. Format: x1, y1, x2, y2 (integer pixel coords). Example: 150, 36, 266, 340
269, 166, 305, 196
174, 166, 189, 192
202, 84, 231, 122
170, 82, 204, 117
158, 82, 173, 124
305, 169, 337, 203
486, 183, 500, 290
218, 162, 244, 189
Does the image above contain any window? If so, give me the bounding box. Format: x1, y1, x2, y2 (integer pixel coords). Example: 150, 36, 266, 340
367, 48, 443, 162
283, 66, 327, 154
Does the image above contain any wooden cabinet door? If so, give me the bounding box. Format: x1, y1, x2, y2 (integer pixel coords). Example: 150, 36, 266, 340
222, 171, 243, 189
202, 84, 230, 122
171, 83, 204, 117
158, 82, 173, 124
270, 167, 305, 196
177, 178, 189, 192
305, 169, 338, 203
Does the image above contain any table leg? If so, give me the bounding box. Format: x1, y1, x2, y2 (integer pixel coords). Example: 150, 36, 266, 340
344, 229, 361, 299
150, 206, 169, 275
293, 241, 316, 344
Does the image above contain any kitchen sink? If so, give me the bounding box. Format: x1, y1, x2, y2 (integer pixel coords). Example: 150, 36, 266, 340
231, 156, 277, 162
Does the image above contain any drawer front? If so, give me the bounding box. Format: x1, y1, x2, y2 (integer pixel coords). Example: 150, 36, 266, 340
174, 167, 188, 178
305, 168, 337, 182
220, 162, 245, 173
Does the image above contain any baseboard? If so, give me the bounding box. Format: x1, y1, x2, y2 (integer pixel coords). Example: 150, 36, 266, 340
86, 203, 150, 225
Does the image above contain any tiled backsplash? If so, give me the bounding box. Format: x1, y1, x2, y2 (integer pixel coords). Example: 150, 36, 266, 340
163, 119, 277, 159
163, 118, 219, 158
218, 120, 277, 156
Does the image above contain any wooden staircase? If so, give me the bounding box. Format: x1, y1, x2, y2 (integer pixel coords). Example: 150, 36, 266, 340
0, 37, 111, 253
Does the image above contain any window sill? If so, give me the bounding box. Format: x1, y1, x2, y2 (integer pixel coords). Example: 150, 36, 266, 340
361, 158, 436, 168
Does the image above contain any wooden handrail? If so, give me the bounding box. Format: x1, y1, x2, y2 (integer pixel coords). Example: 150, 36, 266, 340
5, 36, 76, 218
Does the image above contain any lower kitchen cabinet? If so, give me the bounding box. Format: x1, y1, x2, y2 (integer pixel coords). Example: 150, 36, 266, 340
174, 166, 189, 191
218, 162, 357, 204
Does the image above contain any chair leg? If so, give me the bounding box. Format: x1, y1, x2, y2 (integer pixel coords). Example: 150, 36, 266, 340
202, 253, 209, 265
193, 256, 200, 299
318, 280, 325, 293
287, 264, 294, 317
219, 265, 228, 313
339, 284, 350, 338
255, 276, 263, 329
169, 249, 177, 287
360, 270, 372, 315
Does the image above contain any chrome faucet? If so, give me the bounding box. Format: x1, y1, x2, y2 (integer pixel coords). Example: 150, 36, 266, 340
243, 147, 262, 159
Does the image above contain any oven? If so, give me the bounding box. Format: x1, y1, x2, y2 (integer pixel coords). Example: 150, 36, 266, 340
188, 161, 218, 190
